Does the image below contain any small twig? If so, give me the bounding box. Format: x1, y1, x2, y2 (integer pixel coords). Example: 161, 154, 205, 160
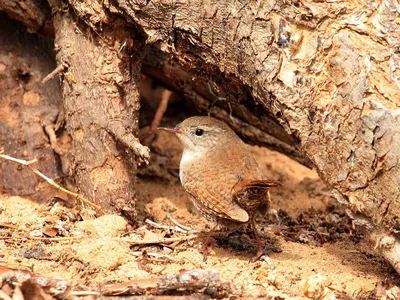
0, 153, 37, 165
106, 121, 150, 164
32, 170, 105, 213
144, 89, 172, 146
145, 251, 178, 262
205, 82, 233, 120
167, 215, 193, 232
0, 223, 29, 232
146, 217, 195, 234
70, 291, 101, 296
145, 219, 174, 231
119, 234, 203, 246
0, 150, 105, 214
44, 124, 58, 149
42, 64, 65, 84
3, 236, 85, 241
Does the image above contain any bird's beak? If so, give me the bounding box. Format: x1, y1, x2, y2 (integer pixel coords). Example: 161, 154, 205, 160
158, 126, 182, 134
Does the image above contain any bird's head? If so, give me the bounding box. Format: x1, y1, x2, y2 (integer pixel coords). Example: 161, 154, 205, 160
159, 116, 238, 153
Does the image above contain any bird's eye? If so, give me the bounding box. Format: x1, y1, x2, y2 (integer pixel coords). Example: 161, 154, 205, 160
195, 129, 204, 136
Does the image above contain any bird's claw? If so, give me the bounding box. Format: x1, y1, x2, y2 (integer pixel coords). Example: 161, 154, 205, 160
250, 249, 275, 269
249, 245, 265, 263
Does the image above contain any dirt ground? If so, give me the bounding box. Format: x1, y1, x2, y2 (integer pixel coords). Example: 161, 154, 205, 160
1, 128, 399, 299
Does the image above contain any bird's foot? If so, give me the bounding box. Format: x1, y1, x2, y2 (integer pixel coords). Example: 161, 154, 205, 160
249, 245, 265, 263
250, 243, 275, 269
200, 237, 217, 262
251, 252, 275, 270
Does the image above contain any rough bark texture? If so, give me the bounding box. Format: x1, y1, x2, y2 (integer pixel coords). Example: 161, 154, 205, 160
0, 13, 63, 202
48, 1, 149, 216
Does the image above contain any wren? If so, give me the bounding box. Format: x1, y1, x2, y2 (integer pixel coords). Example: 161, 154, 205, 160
159, 116, 281, 262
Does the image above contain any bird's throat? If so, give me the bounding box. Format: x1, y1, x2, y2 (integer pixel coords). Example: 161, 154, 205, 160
180, 149, 199, 166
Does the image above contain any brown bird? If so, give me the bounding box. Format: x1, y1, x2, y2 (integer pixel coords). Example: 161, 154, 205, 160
159, 116, 281, 261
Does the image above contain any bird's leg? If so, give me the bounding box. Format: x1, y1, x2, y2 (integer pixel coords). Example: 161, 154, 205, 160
200, 227, 228, 262
249, 216, 275, 269
200, 230, 216, 262
249, 215, 264, 262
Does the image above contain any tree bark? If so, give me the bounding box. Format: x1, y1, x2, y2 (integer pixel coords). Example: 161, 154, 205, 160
48, 0, 149, 217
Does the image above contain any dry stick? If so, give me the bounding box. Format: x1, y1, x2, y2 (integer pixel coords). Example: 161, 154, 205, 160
143, 89, 172, 146
97, 270, 232, 296
42, 64, 65, 84
0, 223, 29, 232
145, 218, 188, 234
0, 151, 105, 214
119, 234, 202, 245
2, 234, 201, 246
146, 251, 178, 262
167, 215, 194, 232
31, 169, 105, 214
2, 236, 85, 242
145, 219, 175, 231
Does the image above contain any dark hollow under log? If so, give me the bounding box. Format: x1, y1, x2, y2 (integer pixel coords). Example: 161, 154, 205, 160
142, 47, 313, 168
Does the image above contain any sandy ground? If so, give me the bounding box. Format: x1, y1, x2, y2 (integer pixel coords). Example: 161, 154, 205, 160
1, 128, 399, 299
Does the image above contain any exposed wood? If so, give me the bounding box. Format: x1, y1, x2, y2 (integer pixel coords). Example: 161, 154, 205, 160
0, 266, 234, 299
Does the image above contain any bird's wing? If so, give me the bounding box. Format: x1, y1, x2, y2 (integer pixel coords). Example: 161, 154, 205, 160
184, 185, 249, 223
